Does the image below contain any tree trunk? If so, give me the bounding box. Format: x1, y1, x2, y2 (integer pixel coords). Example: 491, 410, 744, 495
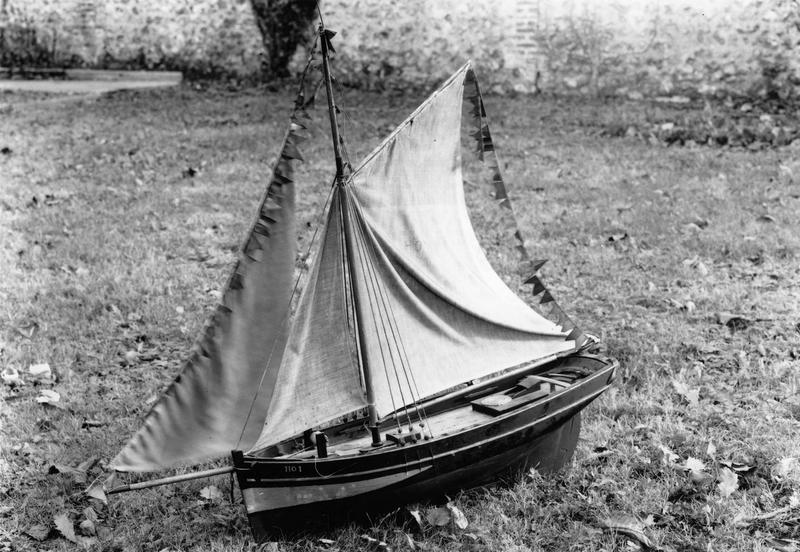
250, 0, 317, 78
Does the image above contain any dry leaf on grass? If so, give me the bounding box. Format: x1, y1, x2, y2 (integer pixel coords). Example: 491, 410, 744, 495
48, 463, 87, 484
36, 389, 63, 408
671, 380, 699, 407
360, 534, 389, 548
599, 515, 661, 551
86, 479, 108, 504
717, 467, 739, 498
198, 485, 223, 501
446, 503, 469, 530
24, 525, 50, 541
426, 506, 451, 527
54, 512, 77, 543
1, 367, 22, 386
28, 363, 52, 380
764, 537, 799, 552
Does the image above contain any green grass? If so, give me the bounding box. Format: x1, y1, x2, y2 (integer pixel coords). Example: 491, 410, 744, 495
1, 84, 799, 552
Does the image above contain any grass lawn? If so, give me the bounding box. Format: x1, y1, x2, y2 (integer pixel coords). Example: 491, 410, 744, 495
1, 82, 799, 552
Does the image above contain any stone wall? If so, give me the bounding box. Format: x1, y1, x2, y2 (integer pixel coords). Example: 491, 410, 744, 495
1, 0, 798, 98
0, 0, 263, 75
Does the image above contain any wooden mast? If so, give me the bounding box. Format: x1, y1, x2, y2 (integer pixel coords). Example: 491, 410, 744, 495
318, 23, 382, 446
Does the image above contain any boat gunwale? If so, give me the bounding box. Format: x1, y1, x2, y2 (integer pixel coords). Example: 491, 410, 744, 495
236, 381, 611, 487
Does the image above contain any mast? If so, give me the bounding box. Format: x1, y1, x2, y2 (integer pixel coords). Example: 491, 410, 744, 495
319, 23, 382, 446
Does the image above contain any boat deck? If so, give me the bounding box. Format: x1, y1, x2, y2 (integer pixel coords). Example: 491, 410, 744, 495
276, 403, 493, 459
266, 355, 608, 461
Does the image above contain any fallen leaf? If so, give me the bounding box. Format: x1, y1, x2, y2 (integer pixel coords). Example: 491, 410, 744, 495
718, 467, 739, 498
773, 457, 799, 481
25, 524, 50, 541
684, 457, 711, 483
599, 515, 656, 550
83, 506, 98, 524
199, 485, 223, 501
48, 463, 87, 484
446, 502, 469, 530
86, 480, 108, 505
763, 537, 799, 552
317, 537, 335, 547
79, 519, 96, 536
54, 512, 77, 543
36, 389, 60, 405
658, 444, 679, 465
360, 534, 388, 548
715, 312, 752, 331
426, 506, 451, 527
406, 507, 423, 531
28, 363, 52, 380
1, 367, 23, 386
672, 380, 699, 408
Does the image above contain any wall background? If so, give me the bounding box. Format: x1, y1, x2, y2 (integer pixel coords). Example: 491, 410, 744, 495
1, 0, 798, 98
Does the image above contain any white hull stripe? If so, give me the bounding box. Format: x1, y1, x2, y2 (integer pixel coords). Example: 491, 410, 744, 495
242, 467, 431, 513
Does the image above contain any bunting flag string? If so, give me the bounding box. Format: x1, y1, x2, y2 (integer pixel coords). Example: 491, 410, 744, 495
463, 67, 586, 347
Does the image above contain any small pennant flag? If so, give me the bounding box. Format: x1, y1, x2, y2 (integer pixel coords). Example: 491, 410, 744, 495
322, 29, 337, 54
253, 221, 272, 237
229, 271, 244, 290
528, 276, 546, 295
539, 290, 555, 304
271, 172, 293, 186
281, 141, 304, 161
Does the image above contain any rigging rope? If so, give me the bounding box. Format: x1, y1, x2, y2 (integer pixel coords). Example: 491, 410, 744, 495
342, 192, 404, 434
344, 191, 433, 436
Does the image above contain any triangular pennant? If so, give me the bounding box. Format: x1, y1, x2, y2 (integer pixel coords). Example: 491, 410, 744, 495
528, 276, 546, 295
513, 229, 526, 248
539, 290, 555, 304
263, 194, 282, 211
271, 172, 294, 186
464, 69, 477, 87
252, 220, 272, 237
556, 310, 573, 330
566, 327, 585, 343
322, 29, 336, 54
229, 270, 244, 290
275, 158, 292, 179
281, 141, 304, 161
493, 180, 508, 201
215, 305, 233, 334
244, 235, 264, 262
259, 212, 277, 226
529, 259, 548, 274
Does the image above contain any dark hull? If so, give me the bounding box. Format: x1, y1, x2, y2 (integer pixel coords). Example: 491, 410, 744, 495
233, 354, 616, 540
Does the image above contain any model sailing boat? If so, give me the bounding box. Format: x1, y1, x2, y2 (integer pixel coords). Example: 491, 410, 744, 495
106, 23, 617, 539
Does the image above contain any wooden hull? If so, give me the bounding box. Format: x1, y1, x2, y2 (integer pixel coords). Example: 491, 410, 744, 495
233, 354, 616, 539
